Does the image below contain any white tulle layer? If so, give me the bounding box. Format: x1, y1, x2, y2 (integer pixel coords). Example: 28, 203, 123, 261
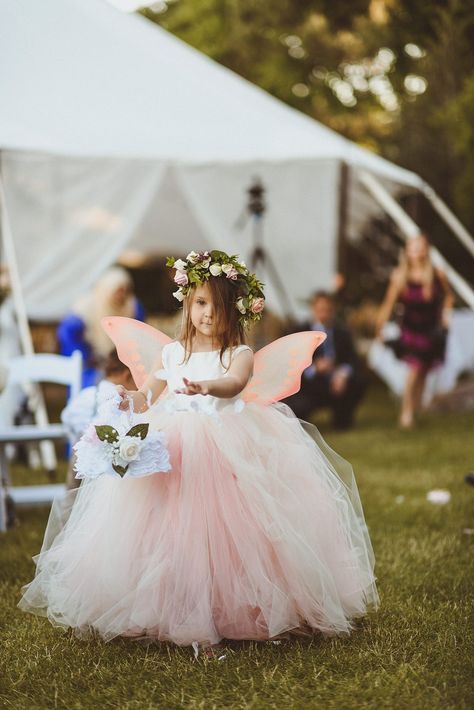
19, 403, 378, 646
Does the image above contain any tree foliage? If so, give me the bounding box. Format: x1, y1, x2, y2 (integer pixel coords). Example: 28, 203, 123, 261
143, 0, 474, 269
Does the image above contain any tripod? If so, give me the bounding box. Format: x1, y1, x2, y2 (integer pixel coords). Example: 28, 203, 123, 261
238, 178, 296, 323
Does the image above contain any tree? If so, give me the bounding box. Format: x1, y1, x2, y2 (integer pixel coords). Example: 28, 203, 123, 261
143, 0, 474, 280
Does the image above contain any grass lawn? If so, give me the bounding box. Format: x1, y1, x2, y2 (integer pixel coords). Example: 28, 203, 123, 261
1, 386, 473, 709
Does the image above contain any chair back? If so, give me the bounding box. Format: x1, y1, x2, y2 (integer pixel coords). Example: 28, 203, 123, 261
6, 351, 83, 400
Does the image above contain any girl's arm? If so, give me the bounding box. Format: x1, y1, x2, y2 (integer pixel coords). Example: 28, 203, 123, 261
376, 268, 403, 338
179, 349, 254, 399
436, 269, 454, 328
118, 354, 167, 412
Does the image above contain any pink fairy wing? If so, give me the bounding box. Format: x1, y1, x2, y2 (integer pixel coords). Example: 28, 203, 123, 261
241, 331, 326, 405
101, 316, 172, 388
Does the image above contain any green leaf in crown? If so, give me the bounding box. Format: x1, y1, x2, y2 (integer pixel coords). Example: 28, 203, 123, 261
95, 425, 119, 443
188, 271, 201, 284
125, 423, 149, 440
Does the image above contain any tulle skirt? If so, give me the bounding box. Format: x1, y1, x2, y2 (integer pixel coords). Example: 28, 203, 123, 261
18, 403, 378, 646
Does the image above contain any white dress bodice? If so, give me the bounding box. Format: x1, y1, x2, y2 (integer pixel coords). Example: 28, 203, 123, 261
156, 341, 252, 414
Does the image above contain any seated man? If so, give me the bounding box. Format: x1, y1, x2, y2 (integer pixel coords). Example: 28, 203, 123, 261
285, 291, 367, 429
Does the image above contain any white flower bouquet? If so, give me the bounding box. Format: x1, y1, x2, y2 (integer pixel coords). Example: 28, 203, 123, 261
74, 418, 171, 480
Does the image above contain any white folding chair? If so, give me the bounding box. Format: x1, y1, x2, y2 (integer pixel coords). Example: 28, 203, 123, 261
4, 351, 82, 401
0, 350, 82, 531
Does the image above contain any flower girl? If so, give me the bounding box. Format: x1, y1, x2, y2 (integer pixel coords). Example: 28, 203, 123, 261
19, 250, 378, 647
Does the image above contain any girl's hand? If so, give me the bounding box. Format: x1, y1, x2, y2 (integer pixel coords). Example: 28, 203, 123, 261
117, 385, 130, 410
117, 386, 148, 411
176, 377, 209, 396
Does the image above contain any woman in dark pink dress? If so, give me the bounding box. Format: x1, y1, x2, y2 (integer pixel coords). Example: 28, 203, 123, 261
377, 234, 453, 429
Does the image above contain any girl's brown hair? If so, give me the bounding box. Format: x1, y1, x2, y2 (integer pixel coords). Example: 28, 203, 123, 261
179, 277, 246, 366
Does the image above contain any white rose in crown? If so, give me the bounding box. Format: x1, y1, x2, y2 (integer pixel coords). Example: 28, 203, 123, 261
236, 297, 246, 314
209, 263, 222, 276
174, 258, 187, 271
186, 251, 200, 264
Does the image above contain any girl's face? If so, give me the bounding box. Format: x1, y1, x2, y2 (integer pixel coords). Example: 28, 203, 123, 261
406, 235, 428, 264
189, 284, 221, 342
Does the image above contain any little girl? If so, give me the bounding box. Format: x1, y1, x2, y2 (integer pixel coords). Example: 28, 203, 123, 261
19, 250, 378, 647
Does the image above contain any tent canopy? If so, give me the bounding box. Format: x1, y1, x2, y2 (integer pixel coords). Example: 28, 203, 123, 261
0, 0, 425, 320
0, 0, 422, 185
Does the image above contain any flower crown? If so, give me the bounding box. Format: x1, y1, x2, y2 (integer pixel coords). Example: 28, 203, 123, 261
166, 250, 265, 326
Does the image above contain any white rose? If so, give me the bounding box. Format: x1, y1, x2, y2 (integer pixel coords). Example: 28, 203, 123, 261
221, 263, 233, 274
236, 297, 246, 314
173, 289, 185, 302
119, 436, 142, 462
186, 251, 199, 263
174, 258, 187, 271
209, 263, 222, 276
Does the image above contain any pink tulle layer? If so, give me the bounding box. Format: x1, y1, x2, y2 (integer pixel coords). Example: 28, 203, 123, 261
19, 404, 378, 646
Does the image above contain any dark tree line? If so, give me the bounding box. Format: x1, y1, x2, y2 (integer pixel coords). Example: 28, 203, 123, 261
143, 0, 474, 284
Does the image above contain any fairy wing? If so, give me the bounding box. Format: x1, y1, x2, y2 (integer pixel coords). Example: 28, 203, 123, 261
241, 331, 326, 405
101, 316, 173, 388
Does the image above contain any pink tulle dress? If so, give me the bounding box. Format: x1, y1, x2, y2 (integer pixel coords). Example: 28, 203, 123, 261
19, 335, 379, 647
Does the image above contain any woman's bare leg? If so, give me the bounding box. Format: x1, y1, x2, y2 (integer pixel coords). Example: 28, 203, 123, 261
400, 366, 418, 428
412, 368, 427, 417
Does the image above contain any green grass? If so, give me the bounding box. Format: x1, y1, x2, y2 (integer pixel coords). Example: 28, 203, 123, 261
1, 386, 473, 709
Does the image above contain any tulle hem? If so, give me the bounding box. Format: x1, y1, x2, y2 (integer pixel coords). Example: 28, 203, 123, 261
18, 599, 376, 646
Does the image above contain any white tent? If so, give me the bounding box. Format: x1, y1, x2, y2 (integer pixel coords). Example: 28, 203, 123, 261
0, 0, 473, 324
0, 0, 423, 316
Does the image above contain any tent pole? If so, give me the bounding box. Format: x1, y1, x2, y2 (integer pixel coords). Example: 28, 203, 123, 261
0, 166, 36, 356
357, 169, 474, 309
420, 183, 474, 260
336, 161, 349, 275
0, 158, 58, 472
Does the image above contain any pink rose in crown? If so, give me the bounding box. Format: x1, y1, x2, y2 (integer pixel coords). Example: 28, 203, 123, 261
226, 267, 239, 280
250, 297, 265, 314
174, 270, 188, 286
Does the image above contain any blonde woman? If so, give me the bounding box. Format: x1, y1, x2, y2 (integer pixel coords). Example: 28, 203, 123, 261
58, 266, 145, 387
376, 234, 453, 429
